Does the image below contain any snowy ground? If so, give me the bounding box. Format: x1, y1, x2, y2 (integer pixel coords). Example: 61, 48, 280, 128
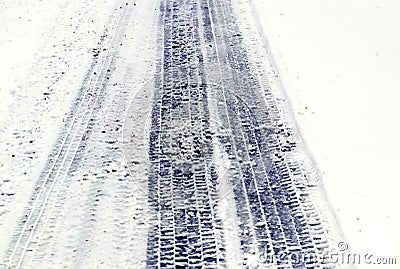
253, 0, 400, 267
0, 0, 158, 266
0, 0, 122, 256
0, 0, 398, 268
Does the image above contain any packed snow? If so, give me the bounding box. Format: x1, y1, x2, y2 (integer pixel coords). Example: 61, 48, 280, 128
0, 0, 398, 268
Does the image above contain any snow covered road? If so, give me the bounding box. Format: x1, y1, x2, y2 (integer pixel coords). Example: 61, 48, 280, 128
1, 0, 343, 268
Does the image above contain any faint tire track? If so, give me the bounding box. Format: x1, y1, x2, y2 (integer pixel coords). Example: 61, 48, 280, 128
5, 2, 134, 267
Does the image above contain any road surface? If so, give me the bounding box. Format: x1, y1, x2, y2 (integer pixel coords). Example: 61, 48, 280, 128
1, 0, 342, 268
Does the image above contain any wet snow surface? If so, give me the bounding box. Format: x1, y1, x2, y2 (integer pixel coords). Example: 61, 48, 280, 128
1, 0, 342, 268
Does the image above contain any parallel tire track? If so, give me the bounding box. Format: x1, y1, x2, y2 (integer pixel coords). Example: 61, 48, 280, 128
201, 0, 338, 267
145, 0, 340, 267
5, 2, 133, 268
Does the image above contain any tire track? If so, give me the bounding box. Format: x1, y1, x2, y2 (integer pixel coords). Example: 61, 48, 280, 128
4, 2, 134, 267
143, 0, 341, 267
200, 0, 339, 267
146, 0, 226, 267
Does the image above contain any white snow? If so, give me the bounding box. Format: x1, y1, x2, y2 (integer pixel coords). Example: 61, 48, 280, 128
1, 0, 399, 267
253, 0, 400, 267
0, 0, 57, 127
